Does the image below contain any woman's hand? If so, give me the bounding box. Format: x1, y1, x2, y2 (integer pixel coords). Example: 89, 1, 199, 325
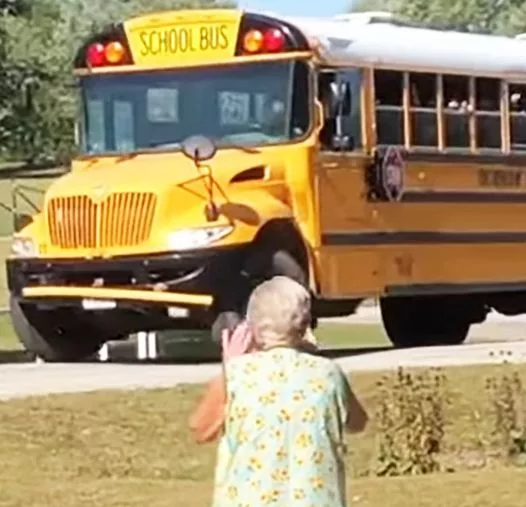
221, 321, 254, 362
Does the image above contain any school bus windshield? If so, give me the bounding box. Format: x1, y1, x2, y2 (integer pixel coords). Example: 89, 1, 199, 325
79, 59, 311, 155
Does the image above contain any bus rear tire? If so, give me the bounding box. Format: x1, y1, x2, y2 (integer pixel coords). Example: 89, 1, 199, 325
9, 296, 108, 362
380, 296, 470, 348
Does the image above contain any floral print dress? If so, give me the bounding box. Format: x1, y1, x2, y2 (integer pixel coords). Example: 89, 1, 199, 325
212, 347, 351, 507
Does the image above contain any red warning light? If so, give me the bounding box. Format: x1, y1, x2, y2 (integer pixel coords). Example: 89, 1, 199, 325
263, 28, 285, 52
86, 43, 106, 67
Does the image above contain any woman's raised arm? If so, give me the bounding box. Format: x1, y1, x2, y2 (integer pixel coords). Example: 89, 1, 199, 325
188, 373, 227, 444
189, 322, 256, 444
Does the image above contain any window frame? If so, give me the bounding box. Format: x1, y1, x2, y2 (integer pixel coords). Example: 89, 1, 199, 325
75, 59, 315, 158
506, 81, 526, 152
316, 66, 366, 153
371, 67, 519, 156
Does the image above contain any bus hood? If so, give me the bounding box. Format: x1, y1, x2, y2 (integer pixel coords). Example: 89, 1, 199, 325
49, 150, 286, 196
42, 151, 291, 256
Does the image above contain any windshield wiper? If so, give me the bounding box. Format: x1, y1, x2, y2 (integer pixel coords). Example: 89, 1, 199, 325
225, 144, 261, 154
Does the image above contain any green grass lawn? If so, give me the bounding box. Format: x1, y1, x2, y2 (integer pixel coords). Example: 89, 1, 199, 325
0, 237, 11, 309
316, 321, 388, 348
0, 363, 525, 507
0, 312, 18, 350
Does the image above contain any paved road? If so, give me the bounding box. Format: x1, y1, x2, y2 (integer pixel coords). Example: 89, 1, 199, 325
1, 306, 526, 401
2, 340, 526, 401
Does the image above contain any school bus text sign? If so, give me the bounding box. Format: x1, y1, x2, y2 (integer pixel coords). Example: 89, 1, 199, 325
124, 10, 242, 66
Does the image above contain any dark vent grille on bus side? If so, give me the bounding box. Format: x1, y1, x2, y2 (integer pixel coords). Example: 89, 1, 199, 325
230, 166, 266, 183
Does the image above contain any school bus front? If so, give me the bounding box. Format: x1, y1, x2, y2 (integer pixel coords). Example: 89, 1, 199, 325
5, 10, 323, 361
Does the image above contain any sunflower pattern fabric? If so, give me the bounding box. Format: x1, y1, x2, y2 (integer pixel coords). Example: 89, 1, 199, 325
212, 347, 351, 507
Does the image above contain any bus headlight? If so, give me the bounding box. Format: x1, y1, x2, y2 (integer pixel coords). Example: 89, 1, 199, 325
11, 237, 37, 257
167, 225, 233, 250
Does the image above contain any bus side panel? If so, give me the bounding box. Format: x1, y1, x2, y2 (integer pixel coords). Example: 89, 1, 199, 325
314, 153, 383, 297
373, 156, 526, 294
379, 243, 526, 294
315, 152, 526, 299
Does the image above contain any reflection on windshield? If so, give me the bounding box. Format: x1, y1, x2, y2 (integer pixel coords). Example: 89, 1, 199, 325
79, 60, 310, 155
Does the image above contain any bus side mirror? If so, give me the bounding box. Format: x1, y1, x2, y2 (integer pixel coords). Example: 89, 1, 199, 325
327, 81, 352, 118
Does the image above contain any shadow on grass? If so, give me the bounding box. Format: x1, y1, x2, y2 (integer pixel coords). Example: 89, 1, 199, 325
0, 349, 34, 363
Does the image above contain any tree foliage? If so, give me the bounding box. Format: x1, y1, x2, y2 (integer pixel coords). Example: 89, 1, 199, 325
351, 0, 526, 35
0, 0, 234, 164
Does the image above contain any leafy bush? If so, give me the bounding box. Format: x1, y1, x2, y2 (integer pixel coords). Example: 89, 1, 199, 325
373, 367, 448, 476
1, 0, 234, 163
486, 371, 526, 464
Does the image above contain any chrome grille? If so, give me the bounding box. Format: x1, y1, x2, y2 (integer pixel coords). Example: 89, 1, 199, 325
47, 192, 157, 249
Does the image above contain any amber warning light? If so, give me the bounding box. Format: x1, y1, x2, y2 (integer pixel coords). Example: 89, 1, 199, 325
242, 28, 285, 54
86, 41, 128, 67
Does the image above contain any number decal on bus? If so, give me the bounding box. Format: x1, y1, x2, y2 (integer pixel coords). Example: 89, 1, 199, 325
218, 91, 250, 125
147, 88, 179, 123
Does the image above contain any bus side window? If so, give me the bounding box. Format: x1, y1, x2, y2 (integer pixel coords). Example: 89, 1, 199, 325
443, 75, 470, 149
475, 77, 501, 150
409, 72, 437, 148
374, 70, 403, 145
509, 84, 526, 151
113, 100, 135, 152
85, 99, 106, 153
317, 69, 359, 151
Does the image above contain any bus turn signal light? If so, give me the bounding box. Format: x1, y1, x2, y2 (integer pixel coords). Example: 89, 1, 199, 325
243, 29, 264, 53
105, 41, 126, 64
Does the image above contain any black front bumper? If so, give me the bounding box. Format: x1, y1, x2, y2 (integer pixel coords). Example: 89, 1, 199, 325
7, 245, 248, 306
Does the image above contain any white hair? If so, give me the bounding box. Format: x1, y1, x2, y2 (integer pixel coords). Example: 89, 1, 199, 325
245, 276, 312, 350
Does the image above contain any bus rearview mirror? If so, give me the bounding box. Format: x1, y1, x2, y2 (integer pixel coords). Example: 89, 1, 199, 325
327, 81, 352, 118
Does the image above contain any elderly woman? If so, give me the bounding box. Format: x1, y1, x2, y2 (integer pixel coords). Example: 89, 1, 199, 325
189, 276, 368, 507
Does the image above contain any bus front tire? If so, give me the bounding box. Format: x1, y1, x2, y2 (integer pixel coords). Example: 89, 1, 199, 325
210, 249, 308, 344
210, 311, 243, 347
9, 296, 107, 362
380, 296, 470, 348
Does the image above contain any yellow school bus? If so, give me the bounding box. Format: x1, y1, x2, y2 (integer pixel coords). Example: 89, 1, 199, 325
8, 9, 526, 360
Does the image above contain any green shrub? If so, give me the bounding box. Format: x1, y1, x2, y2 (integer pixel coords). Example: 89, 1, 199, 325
486, 371, 526, 465
373, 367, 448, 476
